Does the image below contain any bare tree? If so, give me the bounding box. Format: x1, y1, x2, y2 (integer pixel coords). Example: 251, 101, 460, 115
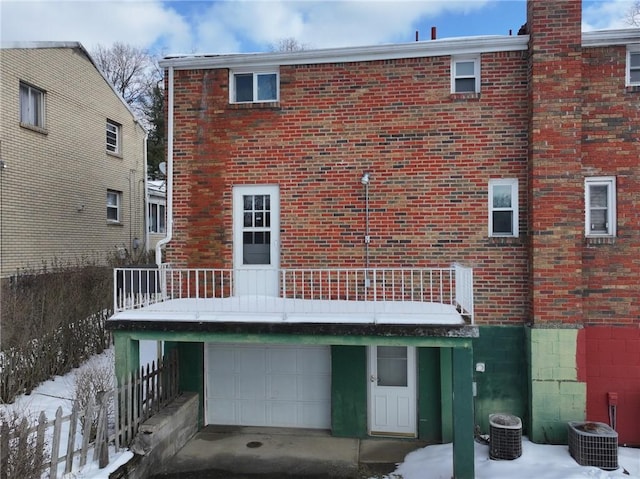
269, 37, 309, 52
626, 0, 640, 26
91, 43, 165, 177
91, 42, 161, 120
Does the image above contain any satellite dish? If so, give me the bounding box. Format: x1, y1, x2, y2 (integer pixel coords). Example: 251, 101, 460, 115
159, 162, 167, 175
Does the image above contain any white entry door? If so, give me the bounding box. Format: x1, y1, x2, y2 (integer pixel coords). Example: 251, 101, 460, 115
368, 346, 417, 436
233, 185, 280, 296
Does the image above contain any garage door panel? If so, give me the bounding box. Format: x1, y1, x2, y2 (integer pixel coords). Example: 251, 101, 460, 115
271, 402, 299, 426
209, 347, 235, 370
239, 375, 266, 399
302, 404, 331, 428
270, 374, 297, 400
300, 376, 330, 400
298, 348, 331, 373
239, 349, 266, 372
209, 373, 235, 399
206, 344, 331, 429
239, 400, 268, 425
269, 349, 297, 373
209, 400, 236, 424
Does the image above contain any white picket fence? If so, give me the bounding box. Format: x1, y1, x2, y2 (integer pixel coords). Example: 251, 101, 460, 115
0, 351, 179, 479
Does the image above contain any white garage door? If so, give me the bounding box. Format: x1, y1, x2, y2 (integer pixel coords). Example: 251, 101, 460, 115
206, 344, 331, 429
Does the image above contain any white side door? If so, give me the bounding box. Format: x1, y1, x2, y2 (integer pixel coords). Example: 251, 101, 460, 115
368, 346, 417, 436
233, 185, 280, 296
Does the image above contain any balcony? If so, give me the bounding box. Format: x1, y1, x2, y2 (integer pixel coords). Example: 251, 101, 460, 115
112, 264, 474, 327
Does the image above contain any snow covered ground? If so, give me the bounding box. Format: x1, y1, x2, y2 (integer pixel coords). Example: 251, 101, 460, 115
2, 350, 639, 479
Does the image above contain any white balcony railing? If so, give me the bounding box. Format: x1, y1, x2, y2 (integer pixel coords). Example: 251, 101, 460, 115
113, 264, 474, 324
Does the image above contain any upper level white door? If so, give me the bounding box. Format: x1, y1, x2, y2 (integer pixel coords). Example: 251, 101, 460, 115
233, 185, 280, 296
368, 346, 417, 437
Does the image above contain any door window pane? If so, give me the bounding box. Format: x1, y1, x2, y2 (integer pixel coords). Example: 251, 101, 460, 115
377, 346, 407, 387
242, 194, 272, 265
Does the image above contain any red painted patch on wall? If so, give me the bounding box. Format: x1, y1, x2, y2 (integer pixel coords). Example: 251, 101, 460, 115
585, 326, 640, 445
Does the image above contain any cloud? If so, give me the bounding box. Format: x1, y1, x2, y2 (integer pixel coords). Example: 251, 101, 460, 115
1, 0, 633, 58
0, 0, 190, 52
184, 1, 493, 52
582, 0, 637, 31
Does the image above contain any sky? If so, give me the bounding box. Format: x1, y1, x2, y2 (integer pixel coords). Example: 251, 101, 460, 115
1, 0, 638, 58
2, 347, 639, 478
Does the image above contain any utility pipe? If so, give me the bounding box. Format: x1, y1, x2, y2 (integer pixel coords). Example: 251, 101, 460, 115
143, 133, 149, 253
361, 173, 371, 287
155, 68, 174, 266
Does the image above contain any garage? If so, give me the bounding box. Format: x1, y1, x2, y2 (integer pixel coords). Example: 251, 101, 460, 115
205, 344, 331, 429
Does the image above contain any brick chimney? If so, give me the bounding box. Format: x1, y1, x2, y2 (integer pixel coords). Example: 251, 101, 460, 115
527, 0, 584, 325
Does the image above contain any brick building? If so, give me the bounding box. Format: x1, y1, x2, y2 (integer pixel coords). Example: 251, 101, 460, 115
0, 42, 147, 278
109, 1, 639, 476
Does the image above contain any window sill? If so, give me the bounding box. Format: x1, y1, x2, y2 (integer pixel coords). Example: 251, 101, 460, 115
107, 150, 123, 159
488, 236, 522, 245
107, 221, 124, 227
450, 92, 481, 101
585, 236, 616, 245
228, 101, 281, 110
625, 85, 640, 94
20, 122, 48, 135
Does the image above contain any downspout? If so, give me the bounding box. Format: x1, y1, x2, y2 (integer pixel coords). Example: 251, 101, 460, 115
155, 67, 174, 266
361, 172, 371, 288
143, 133, 149, 253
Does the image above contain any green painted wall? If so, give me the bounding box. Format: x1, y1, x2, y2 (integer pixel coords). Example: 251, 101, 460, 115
526, 327, 586, 444
472, 326, 528, 434
165, 341, 205, 426
452, 347, 475, 479
331, 345, 368, 438
417, 348, 442, 442
440, 348, 453, 442
113, 333, 139, 383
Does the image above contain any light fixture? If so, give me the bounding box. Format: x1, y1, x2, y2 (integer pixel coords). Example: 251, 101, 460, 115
361, 172, 370, 185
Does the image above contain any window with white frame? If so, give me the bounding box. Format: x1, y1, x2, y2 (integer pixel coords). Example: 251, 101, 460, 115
489, 179, 518, 237
148, 201, 166, 233
107, 190, 122, 222
627, 47, 640, 86
230, 69, 279, 103
106, 120, 121, 153
19, 82, 45, 128
451, 57, 480, 93
585, 177, 616, 237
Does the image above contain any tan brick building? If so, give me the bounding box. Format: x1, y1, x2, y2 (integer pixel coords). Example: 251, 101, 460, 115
0, 42, 147, 277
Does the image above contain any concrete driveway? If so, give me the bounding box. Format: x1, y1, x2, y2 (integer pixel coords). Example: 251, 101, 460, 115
151, 426, 428, 478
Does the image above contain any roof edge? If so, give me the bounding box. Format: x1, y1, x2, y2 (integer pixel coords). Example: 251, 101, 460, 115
0, 41, 84, 50
1, 41, 147, 132
159, 35, 529, 70
582, 28, 640, 47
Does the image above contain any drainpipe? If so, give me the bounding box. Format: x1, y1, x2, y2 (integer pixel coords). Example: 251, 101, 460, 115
155, 67, 174, 266
143, 133, 150, 253
361, 173, 371, 288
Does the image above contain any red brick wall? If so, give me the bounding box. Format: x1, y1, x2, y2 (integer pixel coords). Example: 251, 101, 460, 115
527, 0, 585, 325
168, 52, 530, 324
581, 45, 640, 326
579, 45, 639, 442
